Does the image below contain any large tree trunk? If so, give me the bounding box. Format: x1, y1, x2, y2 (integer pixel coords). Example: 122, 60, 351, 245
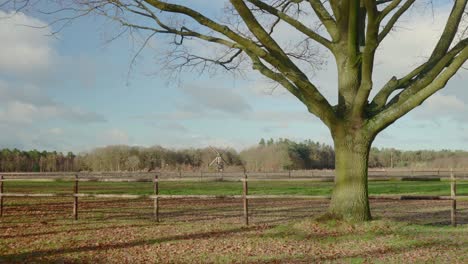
329, 129, 373, 221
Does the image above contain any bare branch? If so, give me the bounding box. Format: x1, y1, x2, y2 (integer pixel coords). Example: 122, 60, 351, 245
229, 0, 337, 127
428, 0, 467, 62
126, 31, 156, 82
378, 0, 404, 19
246, 0, 334, 50
378, 0, 416, 43
307, 0, 339, 40
368, 42, 468, 132
372, 0, 468, 111
376, 0, 395, 5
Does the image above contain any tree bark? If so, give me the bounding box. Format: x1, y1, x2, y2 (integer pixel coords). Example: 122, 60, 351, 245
329, 129, 373, 221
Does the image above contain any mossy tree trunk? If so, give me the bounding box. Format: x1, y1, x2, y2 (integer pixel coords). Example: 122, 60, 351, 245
329, 126, 374, 221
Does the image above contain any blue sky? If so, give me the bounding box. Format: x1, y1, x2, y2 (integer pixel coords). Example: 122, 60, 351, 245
0, 1, 467, 153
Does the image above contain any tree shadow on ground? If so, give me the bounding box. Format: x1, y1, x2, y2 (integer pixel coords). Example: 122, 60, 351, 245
255, 240, 448, 264
371, 200, 467, 226
0, 223, 153, 239
0, 226, 262, 262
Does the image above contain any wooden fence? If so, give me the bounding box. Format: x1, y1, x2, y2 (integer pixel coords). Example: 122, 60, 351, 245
0, 170, 464, 226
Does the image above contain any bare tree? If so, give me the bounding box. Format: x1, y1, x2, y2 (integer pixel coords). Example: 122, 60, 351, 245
5, 0, 468, 221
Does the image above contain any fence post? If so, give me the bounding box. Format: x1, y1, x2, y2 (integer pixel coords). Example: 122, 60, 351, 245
200, 170, 203, 182
243, 170, 249, 226
450, 168, 457, 227
154, 174, 159, 222
288, 169, 291, 179
73, 174, 78, 220
0, 175, 3, 217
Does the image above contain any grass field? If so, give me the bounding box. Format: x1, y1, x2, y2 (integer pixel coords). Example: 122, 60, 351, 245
0, 180, 467, 263
3, 179, 468, 196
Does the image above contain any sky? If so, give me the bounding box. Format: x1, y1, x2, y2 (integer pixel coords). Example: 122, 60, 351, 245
0, 1, 467, 153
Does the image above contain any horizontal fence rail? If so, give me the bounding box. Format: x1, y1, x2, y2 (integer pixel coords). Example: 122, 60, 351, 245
0, 170, 465, 226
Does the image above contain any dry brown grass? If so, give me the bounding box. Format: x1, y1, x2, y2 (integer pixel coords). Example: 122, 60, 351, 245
0, 198, 466, 263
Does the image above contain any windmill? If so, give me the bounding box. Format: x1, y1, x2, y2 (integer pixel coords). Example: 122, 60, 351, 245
208, 146, 228, 172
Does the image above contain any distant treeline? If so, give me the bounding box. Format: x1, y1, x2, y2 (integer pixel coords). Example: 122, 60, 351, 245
0, 146, 242, 172
2, 138, 468, 172
0, 149, 79, 172
241, 138, 335, 171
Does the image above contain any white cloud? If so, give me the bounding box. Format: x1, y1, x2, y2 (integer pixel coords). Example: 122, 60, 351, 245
0, 11, 55, 76
0, 125, 70, 151
49, 128, 64, 135
64, 107, 107, 123
425, 93, 466, 112
0, 101, 44, 124
156, 133, 249, 151
99, 129, 130, 145
249, 110, 316, 123
179, 83, 252, 114
156, 122, 190, 133
0, 81, 54, 106
411, 92, 467, 122
0, 11, 105, 153
0, 82, 106, 124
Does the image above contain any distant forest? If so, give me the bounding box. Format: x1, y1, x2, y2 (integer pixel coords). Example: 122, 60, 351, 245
1, 138, 468, 172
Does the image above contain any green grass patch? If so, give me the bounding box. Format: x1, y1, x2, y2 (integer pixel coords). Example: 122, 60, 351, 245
3, 180, 468, 196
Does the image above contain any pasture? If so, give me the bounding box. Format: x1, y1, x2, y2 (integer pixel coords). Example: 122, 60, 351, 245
0, 176, 467, 263
2, 179, 468, 196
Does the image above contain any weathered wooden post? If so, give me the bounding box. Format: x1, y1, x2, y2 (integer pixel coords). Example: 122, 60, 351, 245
243, 170, 249, 226
154, 174, 159, 222
450, 168, 457, 227
288, 169, 291, 179
73, 174, 78, 220
0, 175, 4, 217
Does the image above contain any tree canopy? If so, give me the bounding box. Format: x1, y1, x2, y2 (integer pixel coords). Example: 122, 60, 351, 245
8, 0, 463, 131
